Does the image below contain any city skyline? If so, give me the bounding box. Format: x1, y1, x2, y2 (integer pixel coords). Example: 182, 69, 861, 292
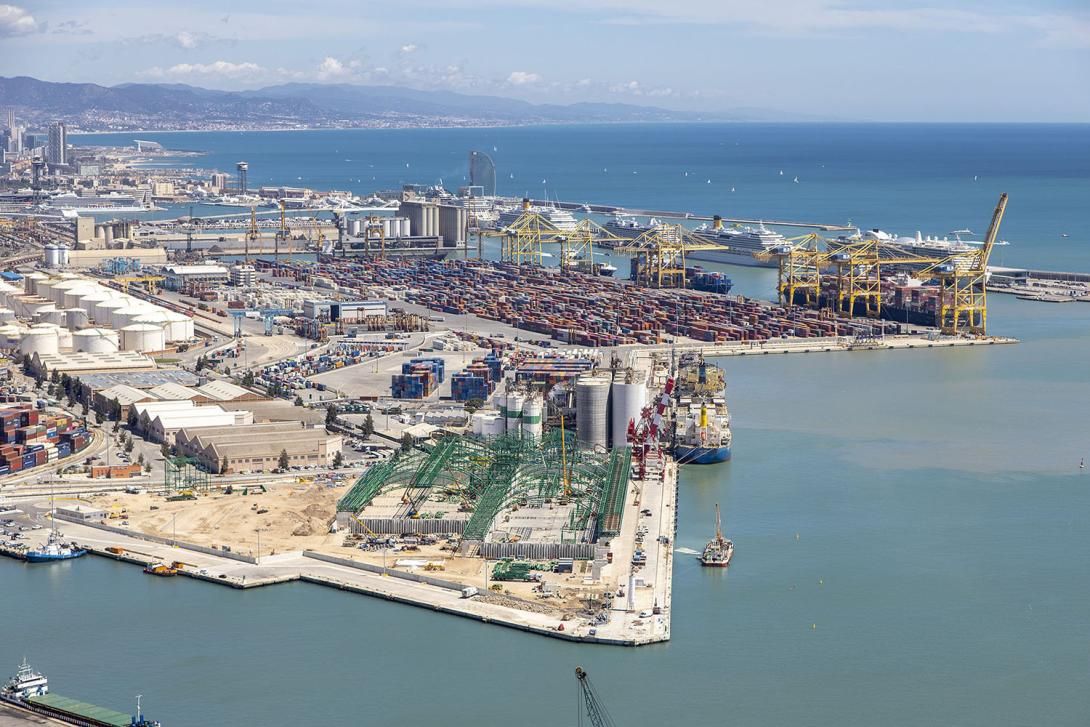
0, 0, 1088, 121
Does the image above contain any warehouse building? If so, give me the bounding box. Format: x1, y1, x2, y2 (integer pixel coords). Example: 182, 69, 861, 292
132, 400, 252, 444
30, 351, 156, 377
92, 384, 158, 420
174, 421, 342, 473
161, 264, 229, 291
302, 299, 388, 322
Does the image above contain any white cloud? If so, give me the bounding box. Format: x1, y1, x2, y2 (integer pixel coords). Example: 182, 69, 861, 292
400, 43, 417, 54
0, 4, 37, 36
146, 60, 266, 80
317, 56, 362, 80
175, 31, 197, 49
506, 70, 541, 85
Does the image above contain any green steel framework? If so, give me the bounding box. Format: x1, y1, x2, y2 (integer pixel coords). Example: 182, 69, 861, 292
164, 455, 211, 492
336, 432, 630, 544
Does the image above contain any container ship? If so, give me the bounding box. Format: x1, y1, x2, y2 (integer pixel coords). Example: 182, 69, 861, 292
2, 659, 161, 727
672, 354, 732, 464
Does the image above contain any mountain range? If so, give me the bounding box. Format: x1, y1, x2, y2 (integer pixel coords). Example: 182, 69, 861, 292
0, 76, 788, 131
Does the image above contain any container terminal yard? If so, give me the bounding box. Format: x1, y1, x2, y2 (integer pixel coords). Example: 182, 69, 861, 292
0, 145, 1030, 648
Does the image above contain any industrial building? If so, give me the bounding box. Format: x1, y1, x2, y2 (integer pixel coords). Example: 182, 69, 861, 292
132, 400, 253, 444
94, 379, 264, 420
302, 299, 388, 322
29, 351, 157, 377
173, 421, 342, 473
161, 264, 229, 291
230, 265, 257, 287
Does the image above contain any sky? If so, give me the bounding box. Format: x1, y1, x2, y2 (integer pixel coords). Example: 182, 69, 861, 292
0, 0, 1088, 121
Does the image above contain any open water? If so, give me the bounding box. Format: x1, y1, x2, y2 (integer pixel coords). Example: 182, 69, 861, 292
5, 124, 1088, 725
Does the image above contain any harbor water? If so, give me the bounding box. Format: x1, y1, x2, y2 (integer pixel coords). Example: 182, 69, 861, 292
6, 124, 1089, 725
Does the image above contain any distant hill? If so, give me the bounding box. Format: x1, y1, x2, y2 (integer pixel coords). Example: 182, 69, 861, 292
0, 76, 787, 131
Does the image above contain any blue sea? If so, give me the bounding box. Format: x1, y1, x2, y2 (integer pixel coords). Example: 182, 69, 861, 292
6, 124, 1087, 726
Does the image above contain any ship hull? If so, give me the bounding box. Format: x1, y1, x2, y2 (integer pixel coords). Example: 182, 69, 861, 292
674, 445, 731, 464
699, 560, 731, 567
25, 550, 87, 563
686, 248, 777, 269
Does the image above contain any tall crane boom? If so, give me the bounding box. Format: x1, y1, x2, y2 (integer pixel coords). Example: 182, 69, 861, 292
576, 667, 617, 727
976, 192, 1008, 272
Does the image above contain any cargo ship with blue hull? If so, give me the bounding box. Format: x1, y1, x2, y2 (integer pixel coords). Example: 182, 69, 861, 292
672, 354, 732, 464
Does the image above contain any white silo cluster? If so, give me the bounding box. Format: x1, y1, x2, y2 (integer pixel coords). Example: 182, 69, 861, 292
611, 370, 648, 449
0, 273, 198, 358
471, 410, 507, 438
575, 375, 613, 450
43, 244, 71, 268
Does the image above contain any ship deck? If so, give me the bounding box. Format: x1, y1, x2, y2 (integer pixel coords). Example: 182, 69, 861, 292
27, 694, 135, 727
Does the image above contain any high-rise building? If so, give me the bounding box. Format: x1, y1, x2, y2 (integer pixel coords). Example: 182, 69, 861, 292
469, 150, 497, 197
210, 172, 228, 191
47, 122, 67, 165
5, 109, 14, 130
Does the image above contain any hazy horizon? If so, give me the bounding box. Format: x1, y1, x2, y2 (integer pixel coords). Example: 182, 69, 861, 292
0, 0, 1088, 122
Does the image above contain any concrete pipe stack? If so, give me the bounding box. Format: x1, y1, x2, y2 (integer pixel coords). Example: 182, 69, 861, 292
575, 375, 612, 450
610, 373, 648, 449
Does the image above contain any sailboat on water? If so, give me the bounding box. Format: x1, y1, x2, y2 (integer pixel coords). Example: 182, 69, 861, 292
700, 503, 734, 568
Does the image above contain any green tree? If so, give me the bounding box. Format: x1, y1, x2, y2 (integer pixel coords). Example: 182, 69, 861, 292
360, 413, 375, 440
50, 370, 59, 384
94, 410, 104, 425
400, 432, 414, 453
332, 451, 344, 468
144, 461, 152, 474
293, 395, 304, 407
278, 449, 290, 471
124, 438, 134, 454
137, 452, 145, 465
464, 398, 485, 414
81, 402, 89, 417
242, 371, 255, 387
325, 404, 338, 427
160, 443, 170, 458
220, 456, 229, 475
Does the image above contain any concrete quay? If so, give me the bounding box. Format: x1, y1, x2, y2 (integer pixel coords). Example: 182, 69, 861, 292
49, 475, 679, 646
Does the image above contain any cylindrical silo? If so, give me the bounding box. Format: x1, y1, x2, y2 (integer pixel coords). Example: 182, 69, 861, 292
34, 307, 65, 326
158, 311, 194, 341
93, 299, 128, 325
63, 285, 98, 310
48, 279, 85, 305
471, 410, 487, 436
35, 278, 56, 302
382, 219, 393, 238
23, 272, 48, 296
481, 413, 506, 438
19, 328, 59, 357
521, 395, 543, 440
575, 375, 612, 450
0, 324, 26, 350
111, 305, 151, 330
77, 291, 112, 315
611, 375, 647, 449
72, 328, 119, 353
504, 390, 525, 435
64, 308, 90, 331
120, 323, 166, 352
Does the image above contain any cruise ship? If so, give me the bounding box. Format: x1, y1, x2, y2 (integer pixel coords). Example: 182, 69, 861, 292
38, 192, 150, 214
672, 354, 732, 464
604, 213, 663, 240
691, 221, 786, 268
496, 203, 579, 231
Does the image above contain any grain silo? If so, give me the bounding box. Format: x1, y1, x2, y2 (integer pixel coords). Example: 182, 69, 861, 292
611, 372, 647, 449
521, 394, 544, 440
575, 375, 612, 450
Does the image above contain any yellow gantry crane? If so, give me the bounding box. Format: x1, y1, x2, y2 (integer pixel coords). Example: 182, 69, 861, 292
756, 233, 829, 307
615, 223, 722, 288
495, 202, 622, 273
914, 193, 1008, 336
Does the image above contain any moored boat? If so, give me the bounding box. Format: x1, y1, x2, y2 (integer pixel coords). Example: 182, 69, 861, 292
700, 504, 734, 567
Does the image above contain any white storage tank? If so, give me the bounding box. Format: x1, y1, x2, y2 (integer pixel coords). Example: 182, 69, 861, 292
77, 291, 113, 314
111, 305, 152, 330
120, 323, 166, 352
72, 328, 120, 353
521, 395, 544, 440
19, 327, 59, 356
0, 324, 26, 350
48, 279, 87, 305
0, 308, 14, 323
63, 285, 99, 310
24, 272, 48, 296
64, 308, 90, 331
93, 299, 128, 325
575, 375, 612, 450
43, 244, 71, 268
480, 412, 506, 438
35, 278, 56, 302
471, 410, 488, 436
160, 311, 194, 341
504, 390, 525, 435
399, 217, 410, 237
611, 375, 647, 449
34, 307, 66, 326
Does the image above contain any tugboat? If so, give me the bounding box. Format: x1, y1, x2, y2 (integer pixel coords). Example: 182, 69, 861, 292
700, 504, 734, 568
143, 562, 177, 577
25, 530, 87, 562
